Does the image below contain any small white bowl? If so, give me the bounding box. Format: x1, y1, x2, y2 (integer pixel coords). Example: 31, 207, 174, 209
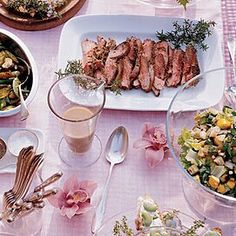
0, 29, 38, 117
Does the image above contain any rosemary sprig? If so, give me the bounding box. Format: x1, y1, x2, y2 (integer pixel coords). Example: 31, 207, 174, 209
107, 78, 122, 95
113, 216, 134, 236
156, 19, 216, 51
181, 220, 205, 236
55, 60, 84, 79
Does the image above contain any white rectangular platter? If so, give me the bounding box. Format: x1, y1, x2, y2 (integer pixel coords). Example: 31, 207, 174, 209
0, 128, 45, 173
58, 15, 224, 111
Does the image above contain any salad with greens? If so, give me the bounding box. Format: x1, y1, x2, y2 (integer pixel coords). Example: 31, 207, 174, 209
178, 106, 236, 197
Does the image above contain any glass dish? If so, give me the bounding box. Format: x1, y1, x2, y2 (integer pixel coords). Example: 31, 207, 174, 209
96, 208, 210, 235
136, 0, 200, 8
0, 172, 43, 236
7, 130, 39, 157
166, 67, 236, 224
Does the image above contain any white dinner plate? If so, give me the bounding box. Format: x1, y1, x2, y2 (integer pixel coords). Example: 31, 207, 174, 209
58, 15, 224, 111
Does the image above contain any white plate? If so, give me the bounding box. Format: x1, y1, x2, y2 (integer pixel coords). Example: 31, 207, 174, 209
58, 15, 224, 111
0, 128, 45, 173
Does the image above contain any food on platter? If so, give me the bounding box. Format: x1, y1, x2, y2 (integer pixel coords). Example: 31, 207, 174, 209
178, 106, 236, 198
112, 195, 222, 235
81, 36, 200, 96
0, 0, 69, 19
0, 44, 31, 111
79, 20, 215, 96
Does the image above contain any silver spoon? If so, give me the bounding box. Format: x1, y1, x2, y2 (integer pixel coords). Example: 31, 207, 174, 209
17, 57, 31, 121
91, 126, 129, 234
225, 38, 236, 107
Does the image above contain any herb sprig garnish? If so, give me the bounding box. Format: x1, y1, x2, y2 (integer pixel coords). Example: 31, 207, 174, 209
176, 0, 190, 9
56, 60, 104, 90
156, 19, 216, 51
55, 60, 84, 79
113, 216, 134, 236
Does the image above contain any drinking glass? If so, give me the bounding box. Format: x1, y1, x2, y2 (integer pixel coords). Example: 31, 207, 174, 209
48, 74, 106, 168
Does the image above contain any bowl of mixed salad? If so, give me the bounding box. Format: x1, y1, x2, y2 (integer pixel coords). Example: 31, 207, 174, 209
166, 67, 236, 223
0, 29, 38, 117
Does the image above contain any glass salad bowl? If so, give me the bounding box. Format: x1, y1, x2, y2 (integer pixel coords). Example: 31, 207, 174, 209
166, 67, 236, 225
96, 208, 212, 235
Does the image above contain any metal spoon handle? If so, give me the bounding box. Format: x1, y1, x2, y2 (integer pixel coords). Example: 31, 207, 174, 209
91, 163, 114, 234
228, 38, 236, 81
19, 84, 29, 121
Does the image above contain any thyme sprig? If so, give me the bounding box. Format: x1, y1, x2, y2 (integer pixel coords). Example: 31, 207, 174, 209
113, 216, 134, 236
156, 19, 216, 51
55, 60, 84, 79
56, 60, 104, 90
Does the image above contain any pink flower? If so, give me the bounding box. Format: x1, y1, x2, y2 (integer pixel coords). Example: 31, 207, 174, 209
133, 122, 168, 168
48, 175, 97, 219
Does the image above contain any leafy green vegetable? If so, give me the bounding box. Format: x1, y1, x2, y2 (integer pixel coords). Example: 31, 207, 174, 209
156, 19, 216, 51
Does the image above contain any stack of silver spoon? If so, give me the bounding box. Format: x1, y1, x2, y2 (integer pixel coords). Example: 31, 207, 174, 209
0, 146, 63, 223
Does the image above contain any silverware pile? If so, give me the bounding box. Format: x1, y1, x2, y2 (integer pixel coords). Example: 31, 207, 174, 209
0, 146, 63, 223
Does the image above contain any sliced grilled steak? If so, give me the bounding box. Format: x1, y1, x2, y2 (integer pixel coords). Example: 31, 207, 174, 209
130, 38, 142, 80
142, 39, 154, 63
104, 51, 118, 85
181, 46, 200, 86
109, 42, 130, 59
155, 41, 169, 68
121, 56, 133, 89
166, 49, 184, 87
152, 77, 165, 96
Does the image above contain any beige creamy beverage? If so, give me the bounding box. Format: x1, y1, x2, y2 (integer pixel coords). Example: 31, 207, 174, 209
62, 106, 95, 153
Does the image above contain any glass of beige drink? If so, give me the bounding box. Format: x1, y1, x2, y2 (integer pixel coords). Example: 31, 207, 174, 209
48, 74, 106, 168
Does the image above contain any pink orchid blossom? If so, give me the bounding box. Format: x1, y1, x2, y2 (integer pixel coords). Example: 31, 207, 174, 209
48, 175, 97, 219
133, 122, 168, 168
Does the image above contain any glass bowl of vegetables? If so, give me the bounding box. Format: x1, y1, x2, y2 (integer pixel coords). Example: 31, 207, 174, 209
0, 29, 38, 117
166, 67, 236, 225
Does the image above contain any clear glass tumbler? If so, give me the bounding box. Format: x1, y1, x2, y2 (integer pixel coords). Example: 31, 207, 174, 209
48, 74, 106, 168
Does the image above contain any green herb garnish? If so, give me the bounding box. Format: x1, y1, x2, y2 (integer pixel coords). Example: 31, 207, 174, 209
156, 19, 216, 51
176, 0, 190, 10
55, 60, 84, 80
113, 216, 134, 236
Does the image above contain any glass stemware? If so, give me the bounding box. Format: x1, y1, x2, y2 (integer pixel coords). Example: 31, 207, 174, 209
48, 74, 106, 168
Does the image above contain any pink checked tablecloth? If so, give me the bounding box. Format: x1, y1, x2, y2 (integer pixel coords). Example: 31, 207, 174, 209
0, 0, 235, 235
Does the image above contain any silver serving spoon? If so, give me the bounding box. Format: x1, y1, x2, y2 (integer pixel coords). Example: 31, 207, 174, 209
225, 38, 236, 107
91, 126, 129, 234
17, 57, 31, 121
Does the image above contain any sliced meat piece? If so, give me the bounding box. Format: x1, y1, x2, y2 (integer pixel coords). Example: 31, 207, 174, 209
104, 53, 118, 85
166, 49, 184, 87
130, 39, 142, 80
109, 42, 130, 59
181, 46, 200, 86
138, 55, 152, 92
97, 35, 107, 47
127, 37, 137, 63
153, 53, 166, 81
81, 39, 97, 57
94, 70, 106, 83
142, 39, 154, 63
107, 38, 117, 51
167, 46, 174, 79
121, 56, 133, 89
152, 77, 165, 96
132, 79, 140, 88
154, 41, 169, 68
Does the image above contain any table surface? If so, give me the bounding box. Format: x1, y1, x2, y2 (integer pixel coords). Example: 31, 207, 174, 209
0, 0, 234, 235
